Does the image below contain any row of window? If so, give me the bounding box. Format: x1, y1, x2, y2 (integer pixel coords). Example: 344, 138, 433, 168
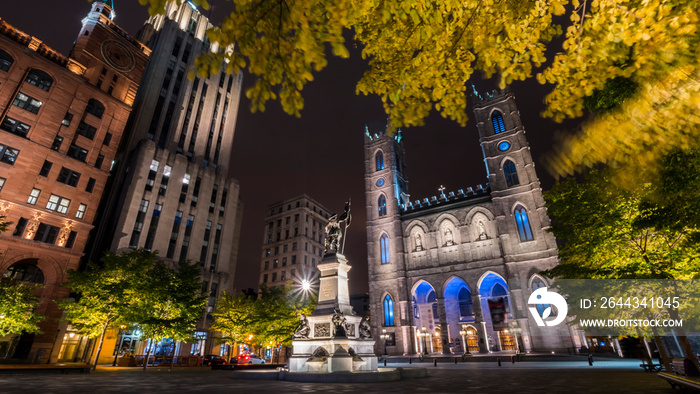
262, 268, 298, 284
269, 201, 329, 219
12, 218, 77, 249
263, 253, 322, 271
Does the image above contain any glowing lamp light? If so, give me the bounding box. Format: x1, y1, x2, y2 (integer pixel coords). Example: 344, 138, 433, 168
301, 280, 311, 291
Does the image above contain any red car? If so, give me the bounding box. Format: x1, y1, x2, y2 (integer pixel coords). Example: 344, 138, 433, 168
236, 353, 265, 364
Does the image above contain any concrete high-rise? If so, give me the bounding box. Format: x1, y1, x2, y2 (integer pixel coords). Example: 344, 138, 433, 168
259, 195, 330, 289
0, 0, 149, 362
89, 1, 243, 360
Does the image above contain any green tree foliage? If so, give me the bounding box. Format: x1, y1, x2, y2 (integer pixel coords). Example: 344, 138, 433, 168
211, 284, 314, 349
0, 278, 43, 337
131, 259, 207, 370
59, 249, 156, 369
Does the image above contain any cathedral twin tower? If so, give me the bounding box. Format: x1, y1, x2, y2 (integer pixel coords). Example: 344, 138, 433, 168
363, 89, 577, 355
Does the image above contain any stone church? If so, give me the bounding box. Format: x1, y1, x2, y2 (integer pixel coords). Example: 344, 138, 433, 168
364, 89, 580, 355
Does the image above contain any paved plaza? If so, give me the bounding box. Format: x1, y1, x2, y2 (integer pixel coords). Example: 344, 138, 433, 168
0, 360, 674, 394
0, 360, 675, 393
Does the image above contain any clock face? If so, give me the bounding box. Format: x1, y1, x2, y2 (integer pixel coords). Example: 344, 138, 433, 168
376, 178, 385, 187
498, 141, 511, 152
100, 39, 135, 73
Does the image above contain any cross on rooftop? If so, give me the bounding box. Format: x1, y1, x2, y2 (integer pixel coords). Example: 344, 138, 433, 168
438, 185, 446, 197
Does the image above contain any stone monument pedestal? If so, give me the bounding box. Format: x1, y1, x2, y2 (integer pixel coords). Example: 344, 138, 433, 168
289, 253, 378, 373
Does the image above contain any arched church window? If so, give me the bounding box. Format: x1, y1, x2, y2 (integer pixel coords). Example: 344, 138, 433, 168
532, 277, 551, 316
412, 295, 420, 318
514, 205, 534, 241
380, 234, 390, 264
3, 261, 44, 284
25, 69, 53, 91
384, 294, 394, 326
85, 99, 105, 119
375, 151, 384, 171
378, 195, 387, 217
458, 287, 473, 318
428, 290, 438, 320
504, 160, 519, 187
492, 111, 506, 134
0, 49, 13, 72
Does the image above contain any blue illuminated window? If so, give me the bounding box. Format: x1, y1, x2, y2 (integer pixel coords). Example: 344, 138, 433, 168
458, 287, 473, 318
514, 205, 534, 241
380, 234, 390, 264
498, 141, 510, 151
504, 160, 519, 187
378, 195, 387, 216
491, 111, 505, 134
376, 151, 384, 171
384, 294, 394, 326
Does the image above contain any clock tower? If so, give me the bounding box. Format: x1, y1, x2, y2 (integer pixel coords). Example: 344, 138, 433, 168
70, 0, 150, 106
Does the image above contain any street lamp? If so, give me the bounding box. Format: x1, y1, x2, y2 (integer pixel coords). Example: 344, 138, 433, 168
416, 327, 429, 355
301, 279, 311, 291
379, 329, 389, 356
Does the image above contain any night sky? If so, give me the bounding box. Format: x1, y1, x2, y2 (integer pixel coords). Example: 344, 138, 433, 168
3, 1, 580, 294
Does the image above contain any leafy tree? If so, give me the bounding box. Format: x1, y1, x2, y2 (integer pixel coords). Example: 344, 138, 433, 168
210, 291, 256, 347
59, 249, 155, 369
0, 216, 43, 338
130, 259, 206, 370
0, 278, 43, 337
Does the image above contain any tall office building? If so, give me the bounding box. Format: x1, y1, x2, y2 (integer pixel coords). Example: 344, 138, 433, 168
259, 195, 330, 289
89, 1, 243, 360
0, 0, 149, 362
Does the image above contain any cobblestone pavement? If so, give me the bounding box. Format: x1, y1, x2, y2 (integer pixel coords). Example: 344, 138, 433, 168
0, 360, 674, 394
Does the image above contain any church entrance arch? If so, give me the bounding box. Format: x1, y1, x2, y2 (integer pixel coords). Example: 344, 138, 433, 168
443, 277, 474, 353
411, 280, 439, 354
477, 272, 515, 351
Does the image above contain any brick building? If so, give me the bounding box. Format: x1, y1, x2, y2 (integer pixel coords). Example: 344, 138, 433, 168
0, 0, 148, 362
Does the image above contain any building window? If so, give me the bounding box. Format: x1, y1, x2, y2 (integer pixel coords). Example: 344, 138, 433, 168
76, 203, 87, 219
378, 195, 387, 217
61, 112, 73, 127
51, 136, 63, 151
27, 188, 41, 205
76, 121, 97, 140
12, 218, 27, 237
144, 203, 163, 251
67, 144, 89, 162
491, 111, 506, 134
0, 49, 13, 71
166, 211, 183, 258
210, 224, 221, 272
209, 184, 218, 213
146, 160, 158, 191
25, 69, 53, 91
0, 177, 5, 193
85, 99, 105, 119
263, 274, 268, 283
264, 261, 269, 270
12, 92, 42, 114
219, 188, 227, 217
64, 231, 77, 249
282, 257, 287, 266
1, 116, 31, 138
93, 154, 104, 170
273, 259, 278, 268
280, 271, 286, 281
129, 199, 149, 248
458, 288, 473, 318
159, 165, 171, 196
103, 132, 112, 146
191, 177, 201, 207
0, 144, 20, 165
3, 262, 44, 284
86, 177, 96, 193
272, 272, 277, 282
383, 294, 394, 326
291, 255, 296, 264
179, 215, 195, 262
376, 151, 384, 171
46, 194, 70, 214
412, 295, 419, 318
532, 277, 549, 316
514, 205, 534, 242
38, 160, 52, 177
380, 234, 390, 264
180, 173, 190, 203
57, 167, 81, 187
34, 223, 60, 244
504, 160, 519, 187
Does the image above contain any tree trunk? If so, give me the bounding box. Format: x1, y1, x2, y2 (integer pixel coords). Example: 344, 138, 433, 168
651, 325, 672, 372
668, 308, 700, 373
92, 324, 109, 371
169, 341, 178, 371
142, 339, 152, 371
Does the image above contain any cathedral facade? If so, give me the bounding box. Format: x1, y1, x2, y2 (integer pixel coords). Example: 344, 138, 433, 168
364, 89, 579, 355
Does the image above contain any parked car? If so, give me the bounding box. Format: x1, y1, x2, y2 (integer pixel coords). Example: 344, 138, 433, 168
203, 355, 227, 366
237, 353, 265, 364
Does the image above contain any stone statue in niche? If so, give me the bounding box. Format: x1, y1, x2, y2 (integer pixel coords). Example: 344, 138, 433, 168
477, 220, 488, 241
444, 228, 454, 246
293, 313, 310, 339
359, 315, 372, 339
415, 233, 423, 251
